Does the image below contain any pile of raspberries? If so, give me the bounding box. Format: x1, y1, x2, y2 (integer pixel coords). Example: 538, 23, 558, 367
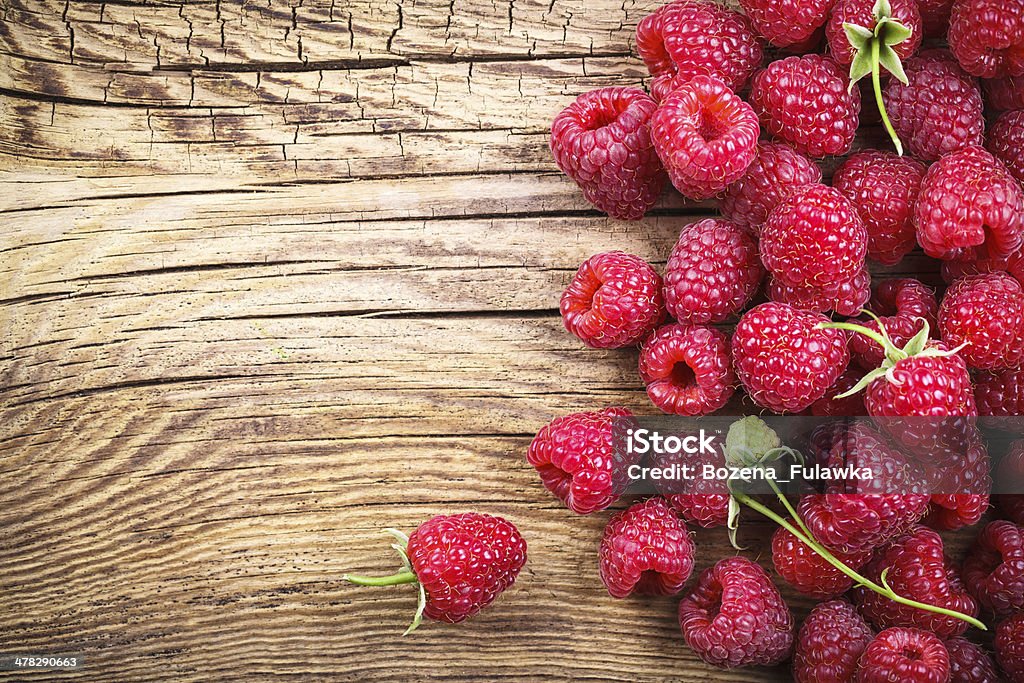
537, 0, 1024, 678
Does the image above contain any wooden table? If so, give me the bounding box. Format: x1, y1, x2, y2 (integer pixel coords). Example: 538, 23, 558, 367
2, 1, 971, 681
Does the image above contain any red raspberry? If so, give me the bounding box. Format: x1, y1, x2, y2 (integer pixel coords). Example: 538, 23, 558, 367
738, 0, 835, 48
793, 600, 875, 683
882, 50, 985, 162
976, 369, 1024, 428
995, 611, 1024, 678
761, 184, 867, 288
962, 520, 1024, 618
344, 513, 527, 631
984, 75, 1024, 111
749, 55, 861, 159
864, 342, 978, 423
650, 75, 759, 200
809, 368, 868, 416
944, 636, 1002, 683
856, 627, 951, 683
598, 498, 694, 599
666, 491, 729, 529
918, 0, 955, 37
638, 323, 735, 416
772, 524, 872, 599
678, 556, 794, 668
988, 109, 1024, 185
853, 526, 979, 638
949, 0, 1024, 78
850, 278, 939, 371
826, 0, 923, 67
924, 437, 991, 532
636, 0, 764, 97
833, 150, 927, 266
915, 145, 1024, 262
550, 88, 666, 220
526, 408, 637, 515
654, 438, 731, 528
767, 268, 871, 317
939, 272, 1024, 371
560, 251, 665, 349
719, 141, 822, 232
732, 302, 850, 413
663, 218, 764, 324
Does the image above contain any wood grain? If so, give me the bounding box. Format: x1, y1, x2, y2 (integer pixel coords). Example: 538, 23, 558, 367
0, 1, 980, 682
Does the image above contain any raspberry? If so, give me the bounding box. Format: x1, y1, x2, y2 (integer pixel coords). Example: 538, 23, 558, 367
850, 278, 939, 371
526, 408, 637, 515
918, 0, 955, 37
719, 141, 822, 232
636, 0, 764, 96
962, 520, 1024, 618
914, 145, 1024, 261
738, 0, 835, 48
344, 513, 526, 631
809, 368, 868, 416
560, 251, 666, 349
750, 55, 861, 159
944, 636, 1002, 683
666, 491, 729, 528
761, 184, 868, 288
655, 439, 731, 528
550, 88, 666, 220
638, 323, 735, 416
949, 0, 1024, 78
598, 498, 694, 599
856, 628, 951, 683
995, 611, 1024, 678
853, 526, 979, 638
732, 302, 850, 413
793, 600, 874, 683
650, 75, 759, 200
939, 272, 1024, 371
663, 218, 763, 325
984, 75, 1024, 111
882, 50, 985, 162
767, 268, 871, 317
833, 150, 927, 266
976, 369, 1024, 429
826, 0, 923, 67
988, 109, 1024, 185
678, 556, 794, 668
924, 437, 991, 532
772, 524, 872, 599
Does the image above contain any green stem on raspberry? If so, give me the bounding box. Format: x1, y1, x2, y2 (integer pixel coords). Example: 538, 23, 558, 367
343, 528, 428, 635
343, 569, 418, 586
765, 476, 812, 539
872, 38, 904, 156
733, 492, 987, 631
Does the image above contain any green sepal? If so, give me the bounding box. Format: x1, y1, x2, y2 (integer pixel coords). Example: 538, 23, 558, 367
844, 22, 874, 51
727, 495, 744, 550
879, 19, 912, 47
344, 528, 428, 636
848, 49, 875, 89
873, 0, 892, 16
877, 43, 910, 84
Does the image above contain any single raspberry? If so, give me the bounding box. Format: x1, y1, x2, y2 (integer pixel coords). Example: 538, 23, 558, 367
856, 627, 951, 683
636, 0, 764, 96
949, 0, 1024, 79
976, 369, 1024, 429
944, 636, 1002, 683
995, 611, 1024, 679
550, 88, 667, 220
678, 556, 794, 668
663, 218, 764, 324
719, 141, 822, 232
749, 55, 861, 159
939, 272, 1024, 371
526, 408, 637, 515
732, 302, 850, 413
809, 368, 868, 416
988, 109, 1024, 185
963, 520, 1024, 618
737, 0, 835, 48
560, 251, 666, 349
984, 75, 1024, 111
767, 269, 871, 317
598, 498, 694, 599
918, 0, 956, 37
924, 437, 991, 532
638, 323, 735, 416
826, 0, 922, 67
833, 150, 927, 266
650, 75, 759, 200
882, 50, 985, 162
850, 278, 939, 371
915, 145, 1024, 262
793, 600, 875, 683
853, 526, 979, 638
772, 524, 872, 599
761, 184, 867, 289
343, 513, 527, 632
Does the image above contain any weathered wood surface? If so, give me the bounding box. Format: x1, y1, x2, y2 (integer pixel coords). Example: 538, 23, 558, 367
0, 1, 974, 682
